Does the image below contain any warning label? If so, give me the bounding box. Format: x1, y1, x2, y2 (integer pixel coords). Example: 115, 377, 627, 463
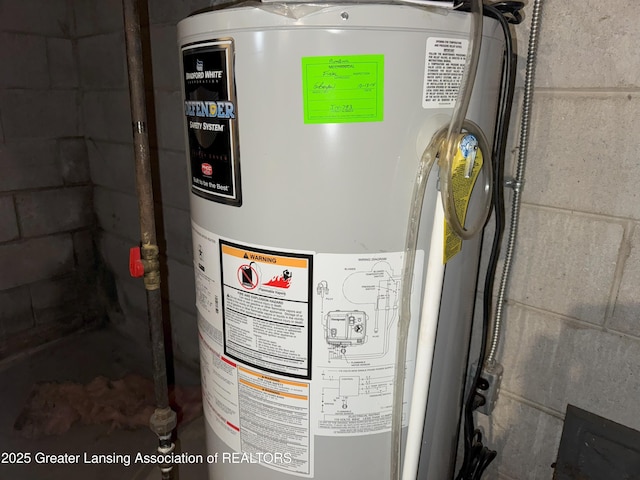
422, 37, 469, 109
238, 367, 311, 475
219, 240, 313, 379
443, 135, 484, 263
199, 334, 312, 477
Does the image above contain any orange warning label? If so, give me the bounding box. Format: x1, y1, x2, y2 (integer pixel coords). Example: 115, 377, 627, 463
221, 244, 309, 268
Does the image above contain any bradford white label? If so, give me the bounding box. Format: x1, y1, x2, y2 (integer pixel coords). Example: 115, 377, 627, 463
182, 39, 242, 206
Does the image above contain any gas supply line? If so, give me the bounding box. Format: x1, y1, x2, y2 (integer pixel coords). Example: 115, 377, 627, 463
122, 0, 177, 478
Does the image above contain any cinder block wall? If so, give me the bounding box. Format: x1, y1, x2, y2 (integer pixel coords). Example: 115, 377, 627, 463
482, 1, 640, 478
78, 0, 212, 368
4, 0, 633, 475
0, 0, 100, 356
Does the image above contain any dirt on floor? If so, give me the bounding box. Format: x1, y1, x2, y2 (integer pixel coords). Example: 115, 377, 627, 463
14, 373, 202, 438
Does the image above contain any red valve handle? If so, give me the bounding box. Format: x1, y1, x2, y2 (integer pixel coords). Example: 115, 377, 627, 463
129, 247, 144, 278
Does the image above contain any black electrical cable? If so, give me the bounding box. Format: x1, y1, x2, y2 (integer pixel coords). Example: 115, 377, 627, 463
453, 3, 518, 480
484, 1, 525, 23
455, 0, 525, 23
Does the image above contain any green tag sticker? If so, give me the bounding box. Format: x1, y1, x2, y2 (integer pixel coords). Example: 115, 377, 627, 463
302, 55, 384, 124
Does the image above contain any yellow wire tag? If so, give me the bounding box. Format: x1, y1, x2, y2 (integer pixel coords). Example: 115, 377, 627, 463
443, 134, 483, 264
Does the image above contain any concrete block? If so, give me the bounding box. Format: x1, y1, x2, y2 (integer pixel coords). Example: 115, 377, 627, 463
523, 93, 640, 220
98, 233, 148, 324
33, 304, 83, 327
148, 0, 212, 25
47, 38, 78, 88
529, 0, 640, 89
0, 33, 48, 89
0, 286, 33, 336
73, 229, 96, 269
0, 140, 63, 192
509, 206, 622, 324
59, 138, 90, 184
31, 274, 94, 326
82, 91, 132, 143
499, 304, 640, 432
154, 91, 185, 151
0, 0, 71, 37
0, 234, 74, 290
93, 187, 140, 241
73, 0, 123, 37
150, 24, 181, 92
157, 149, 190, 210
15, 186, 93, 237
477, 394, 563, 480
0, 195, 19, 242
94, 192, 193, 264
77, 32, 127, 89
166, 257, 196, 315
87, 140, 136, 193
0, 90, 79, 139
30, 275, 80, 310
609, 225, 640, 337
168, 304, 199, 368
162, 205, 193, 265
115, 275, 147, 323
98, 232, 136, 284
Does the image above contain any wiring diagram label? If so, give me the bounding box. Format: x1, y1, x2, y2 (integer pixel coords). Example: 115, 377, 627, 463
310, 252, 424, 436
422, 37, 469, 109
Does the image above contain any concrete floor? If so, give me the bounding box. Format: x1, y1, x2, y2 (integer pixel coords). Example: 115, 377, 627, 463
0, 327, 207, 480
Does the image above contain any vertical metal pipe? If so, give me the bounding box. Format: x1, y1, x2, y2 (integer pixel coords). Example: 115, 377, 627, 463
122, 0, 177, 477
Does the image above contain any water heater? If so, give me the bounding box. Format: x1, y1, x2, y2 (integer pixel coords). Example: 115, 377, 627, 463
177, 3, 503, 479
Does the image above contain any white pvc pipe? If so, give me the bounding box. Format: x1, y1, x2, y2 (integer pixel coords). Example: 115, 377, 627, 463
401, 191, 446, 480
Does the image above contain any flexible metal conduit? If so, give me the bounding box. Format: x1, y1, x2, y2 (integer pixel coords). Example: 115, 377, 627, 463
122, 0, 177, 478
485, 0, 544, 368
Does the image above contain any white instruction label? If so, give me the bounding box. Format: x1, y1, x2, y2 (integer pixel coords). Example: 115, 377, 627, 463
194, 224, 313, 477
237, 367, 311, 475
422, 37, 469, 109
193, 223, 224, 347
199, 334, 242, 449
199, 334, 312, 476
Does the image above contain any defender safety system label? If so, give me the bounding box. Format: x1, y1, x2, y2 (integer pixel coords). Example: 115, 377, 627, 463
182, 39, 242, 205
422, 37, 469, 109
302, 55, 384, 124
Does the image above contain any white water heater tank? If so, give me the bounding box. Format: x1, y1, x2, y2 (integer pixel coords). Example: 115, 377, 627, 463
178, 3, 503, 479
